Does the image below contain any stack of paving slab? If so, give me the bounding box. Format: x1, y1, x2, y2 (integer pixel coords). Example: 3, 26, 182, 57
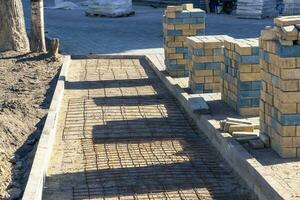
186, 35, 230, 93
283, 0, 300, 15
259, 16, 300, 158
221, 38, 261, 116
236, 0, 277, 19
163, 4, 206, 77
219, 118, 261, 146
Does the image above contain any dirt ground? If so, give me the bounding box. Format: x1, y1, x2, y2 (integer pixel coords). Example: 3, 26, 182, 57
0, 51, 62, 200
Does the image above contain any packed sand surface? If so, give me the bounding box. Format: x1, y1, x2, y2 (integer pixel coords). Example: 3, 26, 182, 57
0, 51, 62, 199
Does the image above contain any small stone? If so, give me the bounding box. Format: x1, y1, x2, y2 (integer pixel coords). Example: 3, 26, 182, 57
8, 187, 22, 200
249, 139, 265, 149
15, 161, 23, 170
8, 182, 20, 189
26, 138, 36, 146
9, 157, 16, 164
259, 133, 270, 147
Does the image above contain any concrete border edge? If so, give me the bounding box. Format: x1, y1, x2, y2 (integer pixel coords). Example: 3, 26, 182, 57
22, 55, 71, 200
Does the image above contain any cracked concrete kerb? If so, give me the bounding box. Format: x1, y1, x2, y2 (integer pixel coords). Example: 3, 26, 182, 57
22, 56, 71, 200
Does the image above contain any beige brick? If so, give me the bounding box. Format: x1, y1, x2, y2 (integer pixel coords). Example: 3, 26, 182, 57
239, 65, 252, 73
278, 147, 297, 158
274, 16, 300, 27
204, 76, 213, 83
279, 79, 299, 91
193, 76, 205, 83
190, 24, 205, 29
274, 99, 297, 114
278, 90, 300, 103
239, 73, 261, 82
277, 123, 296, 137
182, 29, 197, 36
239, 108, 259, 116
293, 137, 300, 147
204, 83, 213, 90
165, 24, 175, 30
169, 53, 183, 59
182, 3, 193, 10
297, 148, 300, 157
174, 24, 189, 30
281, 68, 300, 80
166, 5, 183, 12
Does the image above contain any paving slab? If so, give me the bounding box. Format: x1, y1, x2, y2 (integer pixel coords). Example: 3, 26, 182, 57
43, 58, 253, 200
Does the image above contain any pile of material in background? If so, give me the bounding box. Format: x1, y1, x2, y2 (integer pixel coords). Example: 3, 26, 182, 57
51, 0, 88, 9
260, 16, 300, 158
86, 0, 134, 17
283, 0, 300, 15
221, 38, 261, 116
163, 4, 206, 77
236, 0, 277, 19
186, 35, 229, 93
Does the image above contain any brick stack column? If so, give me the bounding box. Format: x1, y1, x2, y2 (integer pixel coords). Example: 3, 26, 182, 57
221, 38, 261, 116
260, 16, 300, 158
163, 4, 205, 77
186, 35, 231, 93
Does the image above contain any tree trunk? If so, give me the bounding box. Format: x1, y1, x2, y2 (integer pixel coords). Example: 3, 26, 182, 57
31, 0, 46, 52
0, 0, 30, 52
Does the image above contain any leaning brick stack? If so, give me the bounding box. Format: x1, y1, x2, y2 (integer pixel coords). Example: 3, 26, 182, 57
259, 16, 300, 158
221, 38, 261, 116
163, 4, 205, 77
186, 35, 230, 93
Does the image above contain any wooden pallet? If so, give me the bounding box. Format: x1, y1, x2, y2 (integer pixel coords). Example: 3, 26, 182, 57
85, 11, 135, 18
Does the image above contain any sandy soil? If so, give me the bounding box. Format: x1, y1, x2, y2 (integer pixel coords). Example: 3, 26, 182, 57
0, 51, 62, 200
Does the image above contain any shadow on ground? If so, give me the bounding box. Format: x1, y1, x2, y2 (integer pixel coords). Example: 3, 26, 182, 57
43, 58, 254, 200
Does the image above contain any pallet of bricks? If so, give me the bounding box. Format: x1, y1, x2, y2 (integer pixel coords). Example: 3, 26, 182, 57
221, 37, 261, 116
283, 0, 300, 15
163, 4, 205, 77
236, 0, 277, 19
186, 35, 231, 93
260, 16, 300, 158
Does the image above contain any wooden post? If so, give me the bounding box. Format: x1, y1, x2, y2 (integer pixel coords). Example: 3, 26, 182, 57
205, 0, 210, 13
48, 38, 60, 60
30, 0, 46, 52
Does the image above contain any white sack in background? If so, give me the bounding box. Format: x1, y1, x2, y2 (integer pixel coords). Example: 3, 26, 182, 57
86, 0, 134, 17
49, 0, 79, 9
236, 0, 277, 19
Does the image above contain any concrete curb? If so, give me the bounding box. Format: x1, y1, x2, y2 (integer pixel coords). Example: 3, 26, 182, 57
145, 55, 284, 200
71, 54, 144, 59
22, 55, 71, 200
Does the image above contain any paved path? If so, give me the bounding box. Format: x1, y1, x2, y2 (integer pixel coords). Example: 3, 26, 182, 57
43, 58, 252, 200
